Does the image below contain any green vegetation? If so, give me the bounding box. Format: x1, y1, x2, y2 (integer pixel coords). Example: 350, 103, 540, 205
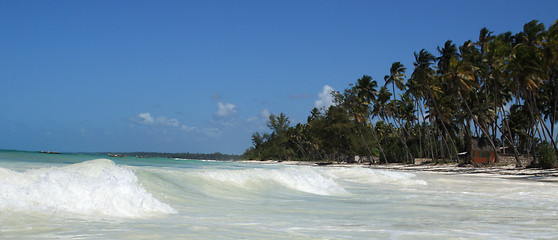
243, 19, 558, 167
537, 142, 557, 169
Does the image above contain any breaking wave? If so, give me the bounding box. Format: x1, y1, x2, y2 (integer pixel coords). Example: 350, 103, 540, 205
188, 165, 427, 196
0, 159, 176, 218
192, 166, 348, 196
324, 167, 428, 186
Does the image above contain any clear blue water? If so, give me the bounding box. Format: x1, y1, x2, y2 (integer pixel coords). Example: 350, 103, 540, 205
1, 150, 557, 239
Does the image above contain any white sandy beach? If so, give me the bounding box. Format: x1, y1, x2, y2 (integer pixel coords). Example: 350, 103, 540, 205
239, 160, 558, 182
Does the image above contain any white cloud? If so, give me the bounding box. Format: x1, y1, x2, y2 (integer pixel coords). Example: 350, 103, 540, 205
213, 102, 238, 125
314, 85, 335, 109
131, 112, 193, 131
135, 112, 156, 125
211, 93, 223, 100
215, 102, 237, 117
247, 109, 271, 123
259, 109, 271, 119
165, 118, 180, 128
202, 128, 222, 137
180, 125, 198, 132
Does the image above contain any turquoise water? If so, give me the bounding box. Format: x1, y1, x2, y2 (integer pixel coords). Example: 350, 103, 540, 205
1, 150, 557, 239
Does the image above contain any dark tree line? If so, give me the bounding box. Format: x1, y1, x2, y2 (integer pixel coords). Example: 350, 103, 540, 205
106, 152, 242, 160
244, 20, 558, 168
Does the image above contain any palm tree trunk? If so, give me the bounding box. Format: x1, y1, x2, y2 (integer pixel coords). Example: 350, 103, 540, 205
417, 98, 436, 161
526, 92, 558, 159
552, 78, 558, 151
432, 127, 439, 161
394, 117, 414, 163
461, 93, 500, 165
465, 119, 472, 164
367, 122, 388, 163
356, 126, 374, 164
429, 89, 460, 161
429, 124, 437, 160
531, 117, 536, 165
498, 105, 523, 167
414, 99, 424, 158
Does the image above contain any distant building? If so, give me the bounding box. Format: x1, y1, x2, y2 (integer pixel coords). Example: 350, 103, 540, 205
470, 137, 496, 164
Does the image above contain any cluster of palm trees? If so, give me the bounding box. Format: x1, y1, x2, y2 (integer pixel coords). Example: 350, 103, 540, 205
244, 20, 558, 167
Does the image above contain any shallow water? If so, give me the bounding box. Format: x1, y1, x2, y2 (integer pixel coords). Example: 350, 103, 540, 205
1, 150, 557, 239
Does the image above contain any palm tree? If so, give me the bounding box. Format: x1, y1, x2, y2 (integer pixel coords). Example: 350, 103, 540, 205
250, 132, 266, 159
506, 104, 534, 154
409, 49, 438, 160
540, 20, 558, 152
437, 40, 463, 161
437, 40, 459, 75
353, 75, 388, 162
266, 113, 293, 160
508, 21, 548, 163
267, 113, 291, 135
356, 76, 377, 103
384, 62, 407, 101
487, 32, 524, 166
355, 75, 378, 122
392, 92, 417, 163
372, 86, 392, 122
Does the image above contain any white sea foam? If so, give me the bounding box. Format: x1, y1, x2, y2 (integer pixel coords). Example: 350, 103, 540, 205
195, 166, 347, 196
192, 166, 428, 196
3, 151, 558, 239
0, 159, 176, 218
324, 167, 428, 186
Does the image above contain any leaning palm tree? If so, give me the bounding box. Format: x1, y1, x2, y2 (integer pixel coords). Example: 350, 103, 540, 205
384, 62, 407, 101
409, 49, 438, 160
508, 20, 549, 163
436, 40, 464, 161
483, 32, 524, 166
437, 40, 459, 75
540, 20, 558, 152
355, 75, 378, 108
446, 39, 510, 164
372, 86, 392, 122
353, 75, 388, 163
391, 93, 416, 163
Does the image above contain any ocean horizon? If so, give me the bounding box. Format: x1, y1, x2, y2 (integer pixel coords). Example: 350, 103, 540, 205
1, 149, 557, 239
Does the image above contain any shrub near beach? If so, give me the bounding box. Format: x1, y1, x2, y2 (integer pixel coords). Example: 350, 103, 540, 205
538, 142, 558, 169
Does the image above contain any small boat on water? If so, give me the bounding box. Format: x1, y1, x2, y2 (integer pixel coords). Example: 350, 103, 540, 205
40, 151, 60, 154
107, 153, 125, 157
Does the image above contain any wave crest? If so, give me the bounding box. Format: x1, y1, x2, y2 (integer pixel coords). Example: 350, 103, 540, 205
195, 166, 347, 196
325, 167, 428, 186
0, 159, 176, 218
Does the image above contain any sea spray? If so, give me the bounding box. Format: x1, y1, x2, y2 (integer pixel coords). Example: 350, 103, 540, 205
0, 159, 176, 218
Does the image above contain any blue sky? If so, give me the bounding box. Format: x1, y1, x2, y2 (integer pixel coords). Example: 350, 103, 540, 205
1, 0, 557, 154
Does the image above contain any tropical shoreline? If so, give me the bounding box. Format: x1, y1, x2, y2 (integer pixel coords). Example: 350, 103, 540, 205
238, 160, 558, 182
243, 19, 558, 172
